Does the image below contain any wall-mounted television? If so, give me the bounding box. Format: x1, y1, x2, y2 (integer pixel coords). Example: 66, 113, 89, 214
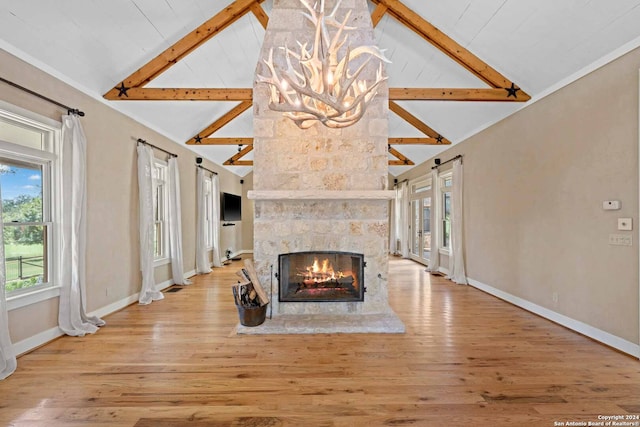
221, 192, 242, 221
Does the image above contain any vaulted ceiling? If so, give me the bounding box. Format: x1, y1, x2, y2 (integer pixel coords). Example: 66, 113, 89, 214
1, 0, 640, 177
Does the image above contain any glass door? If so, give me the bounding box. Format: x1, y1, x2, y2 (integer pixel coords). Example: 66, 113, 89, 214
409, 179, 432, 266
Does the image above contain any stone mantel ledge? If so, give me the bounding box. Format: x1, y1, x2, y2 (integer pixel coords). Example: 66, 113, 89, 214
247, 190, 396, 200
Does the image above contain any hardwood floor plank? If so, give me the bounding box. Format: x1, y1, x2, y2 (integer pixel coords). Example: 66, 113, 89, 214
0, 257, 638, 426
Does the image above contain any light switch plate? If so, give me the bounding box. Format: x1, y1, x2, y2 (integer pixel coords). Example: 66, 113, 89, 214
618, 218, 632, 231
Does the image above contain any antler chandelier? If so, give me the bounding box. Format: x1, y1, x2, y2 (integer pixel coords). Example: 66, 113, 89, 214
257, 0, 389, 129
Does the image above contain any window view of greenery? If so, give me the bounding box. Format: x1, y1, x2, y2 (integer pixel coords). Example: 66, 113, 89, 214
442, 177, 452, 249
443, 191, 451, 249
0, 161, 47, 293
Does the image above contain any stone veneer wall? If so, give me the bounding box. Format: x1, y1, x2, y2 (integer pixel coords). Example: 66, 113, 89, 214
252, 0, 393, 316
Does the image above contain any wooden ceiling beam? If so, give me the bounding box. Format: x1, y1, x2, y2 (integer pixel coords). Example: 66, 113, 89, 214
108, 88, 253, 101
389, 101, 451, 144
389, 137, 443, 145
196, 137, 442, 147
251, 2, 269, 29
103, 0, 264, 99
388, 146, 415, 166
102, 87, 531, 102
186, 100, 253, 144
371, 0, 527, 95
198, 137, 253, 145
223, 145, 254, 165
371, 4, 388, 27
390, 87, 531, 102
224, 160, 253, 166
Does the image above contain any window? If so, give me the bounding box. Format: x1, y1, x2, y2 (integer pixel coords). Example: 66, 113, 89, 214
152, 160, 168, 262
203, 176, 213, 249
441, 174, 453, 251
0, 103, 59, 298
411, 181, 431, 194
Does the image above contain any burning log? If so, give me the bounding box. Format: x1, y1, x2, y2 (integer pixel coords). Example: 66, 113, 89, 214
299, 275, 355, 289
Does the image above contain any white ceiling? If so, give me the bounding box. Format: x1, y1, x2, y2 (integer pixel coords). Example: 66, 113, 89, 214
1, 0, 640, 177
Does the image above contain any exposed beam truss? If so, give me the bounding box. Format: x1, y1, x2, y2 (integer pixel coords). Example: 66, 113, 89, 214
104, 0, 530, 167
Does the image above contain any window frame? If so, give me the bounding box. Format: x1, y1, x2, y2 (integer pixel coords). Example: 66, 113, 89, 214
152, 158, 170, 266
0, 100, 61, 310
439, 171, 453, 255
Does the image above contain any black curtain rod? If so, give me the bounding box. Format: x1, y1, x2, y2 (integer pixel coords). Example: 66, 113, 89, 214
136, 138, 177, 158
0, 76, 85, 117
432, 154, 463, 169
197, 164, 217, 175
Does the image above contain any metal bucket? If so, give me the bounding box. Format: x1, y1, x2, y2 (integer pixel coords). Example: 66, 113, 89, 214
236, 303, 267, 327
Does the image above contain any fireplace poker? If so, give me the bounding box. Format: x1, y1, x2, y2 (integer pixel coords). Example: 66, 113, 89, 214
270, 264, 274, 319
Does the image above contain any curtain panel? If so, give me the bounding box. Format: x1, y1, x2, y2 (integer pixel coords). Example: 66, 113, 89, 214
168, 158, 191, 285
427, 168, 441, 273
211, 175, 222, 268
196, 168, 212, 274
398, 181, 410, 258
136, 145, 164, 304
447, 158, 468, 284
0, 185, 17, 380
58, 114, 105, 335
389, 187, 398, 255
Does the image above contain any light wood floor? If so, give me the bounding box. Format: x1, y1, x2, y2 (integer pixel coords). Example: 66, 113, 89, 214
1, 258, 639, 426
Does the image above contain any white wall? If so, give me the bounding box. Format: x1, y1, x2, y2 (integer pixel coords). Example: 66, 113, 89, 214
0, 48, 247, 351
396, 45, 640, 354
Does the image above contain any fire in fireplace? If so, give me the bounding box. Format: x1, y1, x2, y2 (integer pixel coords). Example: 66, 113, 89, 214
278, 251, 365, 302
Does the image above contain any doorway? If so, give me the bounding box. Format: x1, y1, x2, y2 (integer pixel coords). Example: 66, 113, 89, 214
409, 179, 431, 266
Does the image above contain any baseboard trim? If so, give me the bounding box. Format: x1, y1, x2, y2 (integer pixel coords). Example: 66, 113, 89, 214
13, 271, 205, 357
13, 293, 142, 356
467, 277, 640, 359
13, 326, 63, 357
88, 294, 140, 320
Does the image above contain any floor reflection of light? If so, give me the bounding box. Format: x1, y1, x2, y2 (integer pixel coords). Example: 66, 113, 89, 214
151, 323, 163, 341
392, 259, 455, 348
441, 292, 454, 347
13, 398, 51, 422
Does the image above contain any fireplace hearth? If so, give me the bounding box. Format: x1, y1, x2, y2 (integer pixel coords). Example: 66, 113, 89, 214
278, 252, 365, 302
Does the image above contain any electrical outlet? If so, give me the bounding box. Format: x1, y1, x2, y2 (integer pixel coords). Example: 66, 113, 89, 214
609, 234, 633, 246
618, 218, 632, 231
552, 292, 558, 305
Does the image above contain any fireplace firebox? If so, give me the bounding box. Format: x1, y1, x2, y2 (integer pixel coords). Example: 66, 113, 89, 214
278, 251, 365, 302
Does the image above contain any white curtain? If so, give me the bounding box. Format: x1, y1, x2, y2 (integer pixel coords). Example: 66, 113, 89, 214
0, 185, 17, 380
211, 174, 222, 268
58, 114, 105, 335
428, 168, 441, 273
195, 168, 211, 274
389, 187, 398, 255
447, 158, 468, 284
137, 145, 164, 304
168, 158, 191, 285
398, 181, 410, 258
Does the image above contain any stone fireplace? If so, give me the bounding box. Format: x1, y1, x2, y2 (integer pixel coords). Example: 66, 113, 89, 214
241, 0, 404, 334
